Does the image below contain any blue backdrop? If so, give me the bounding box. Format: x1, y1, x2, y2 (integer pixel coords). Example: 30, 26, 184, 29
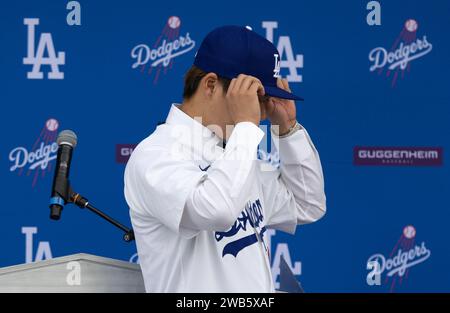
1, 0, 449, 292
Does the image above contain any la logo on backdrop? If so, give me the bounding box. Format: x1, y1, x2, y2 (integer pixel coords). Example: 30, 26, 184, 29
131, 16, 196, 84
366, 225, 431, 292
8, 119, 60, 187
262, 21, 304, 83
369, 19, 433, 87
23, 18, 65, 79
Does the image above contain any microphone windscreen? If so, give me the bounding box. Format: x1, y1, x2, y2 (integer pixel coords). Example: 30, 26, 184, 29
57, 130, 78, 147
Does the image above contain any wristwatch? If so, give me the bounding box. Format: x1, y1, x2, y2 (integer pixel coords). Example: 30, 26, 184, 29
271, 121, 302, 138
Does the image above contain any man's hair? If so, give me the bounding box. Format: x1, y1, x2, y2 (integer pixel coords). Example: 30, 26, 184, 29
183, 65, 231, 100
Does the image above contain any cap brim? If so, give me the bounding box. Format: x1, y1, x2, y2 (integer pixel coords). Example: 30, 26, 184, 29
263, 85, 304, 101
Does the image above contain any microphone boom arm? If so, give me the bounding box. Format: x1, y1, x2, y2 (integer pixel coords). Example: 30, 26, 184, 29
51, 178, 134, 242
70, 191, 135, 242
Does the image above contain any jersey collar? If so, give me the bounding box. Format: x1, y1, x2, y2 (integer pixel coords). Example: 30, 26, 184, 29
165, 104, 223, 163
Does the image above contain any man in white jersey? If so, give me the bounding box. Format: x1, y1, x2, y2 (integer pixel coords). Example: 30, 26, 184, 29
124, 25, 326, 292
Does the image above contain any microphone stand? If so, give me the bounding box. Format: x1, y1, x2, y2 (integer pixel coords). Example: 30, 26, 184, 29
52, 178, 135, 242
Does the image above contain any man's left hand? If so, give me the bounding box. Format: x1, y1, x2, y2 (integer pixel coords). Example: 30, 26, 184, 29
265, 78, 297, 135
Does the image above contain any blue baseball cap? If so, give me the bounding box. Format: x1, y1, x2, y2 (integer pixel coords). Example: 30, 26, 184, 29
193, 25, 304, 101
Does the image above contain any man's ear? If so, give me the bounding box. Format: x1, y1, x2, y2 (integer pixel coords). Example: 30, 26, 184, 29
202, 73, 219, 97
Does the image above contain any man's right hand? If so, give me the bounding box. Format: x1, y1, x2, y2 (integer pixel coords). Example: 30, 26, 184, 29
225, 74, 265, 127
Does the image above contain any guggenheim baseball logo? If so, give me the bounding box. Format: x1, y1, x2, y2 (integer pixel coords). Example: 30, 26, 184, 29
131, 16, 195, 84
354, 146, 443, 166
369, 19, 432, 87
8, 119, 60, 187
116, 144, 136, 164
366, 225, 431, 292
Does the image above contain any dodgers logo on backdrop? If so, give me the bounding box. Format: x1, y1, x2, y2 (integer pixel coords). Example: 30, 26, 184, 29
8, 119, 60, 187
23, 18, 65, 79
368, 19, 433, 87
366, 225, 431, 292
262, 21, 303, 82
131, 16, 196, 84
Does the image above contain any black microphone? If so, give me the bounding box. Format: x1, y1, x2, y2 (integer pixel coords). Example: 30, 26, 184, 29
49, 130, 78, 220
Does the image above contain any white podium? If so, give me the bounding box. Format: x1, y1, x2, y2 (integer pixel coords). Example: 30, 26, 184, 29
0, 253, 145, 293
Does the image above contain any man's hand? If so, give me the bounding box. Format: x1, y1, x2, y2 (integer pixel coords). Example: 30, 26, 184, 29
226, 74, 265, 127
265, 78, 297, 135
